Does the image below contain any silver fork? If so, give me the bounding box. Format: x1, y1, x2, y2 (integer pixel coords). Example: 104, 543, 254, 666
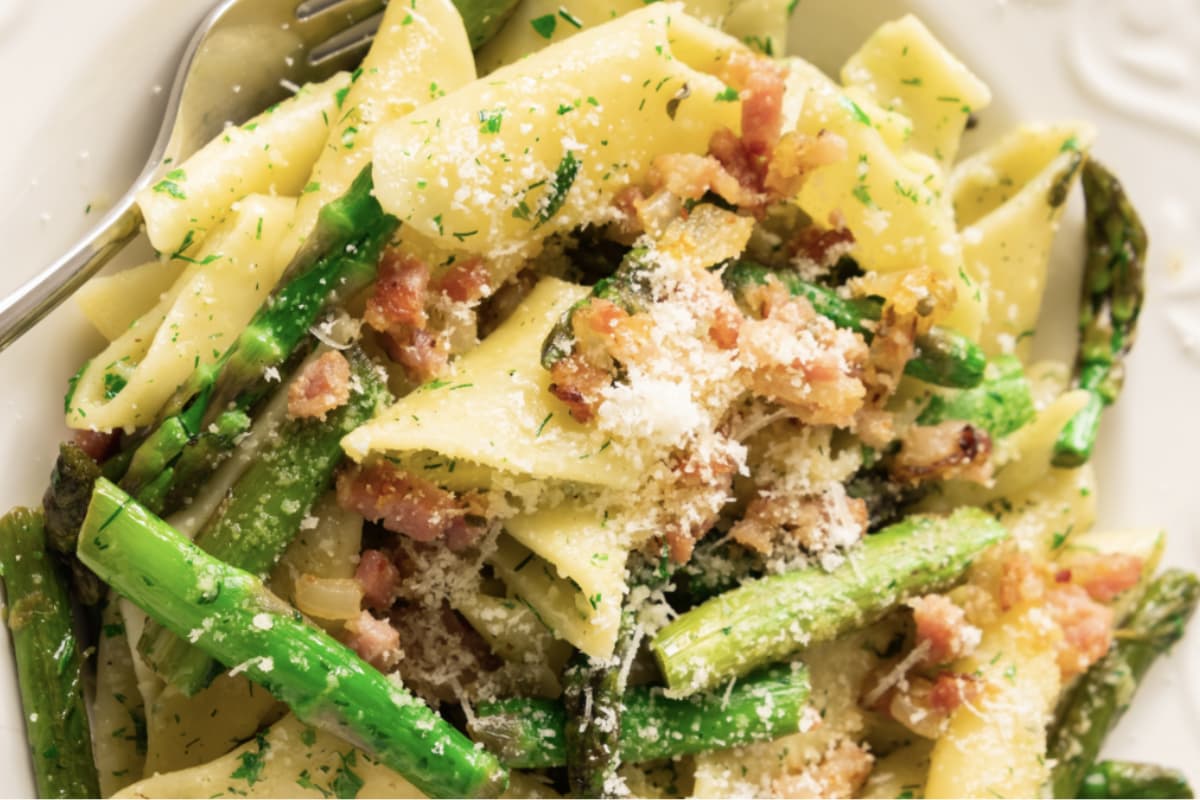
0, 0, 385, 353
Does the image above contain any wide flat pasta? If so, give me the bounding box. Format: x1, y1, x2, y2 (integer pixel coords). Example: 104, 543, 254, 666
343, 278, 644, 490
67, 194, 296, 431
371, 4, 742, 268
137, 75, 346, 255
951, 123, 1095, 356
288, 0, 476, 245
76, 260, 188, 342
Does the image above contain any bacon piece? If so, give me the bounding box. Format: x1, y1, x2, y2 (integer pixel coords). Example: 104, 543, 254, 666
549, 353, 611, 424
648, 152, 761, 208
791, 225, 856, 268
708, 302, 743, 350
928, 672, 979, 714
287, 351, 352, 421
72, 429, 118, 462
1062, 552, 1144, 603
365, 250, 430, 332
997, 550, 1044, 611
378, 325, 449, 384
355, 548, 400, 611
885, 672, 981, 738
336, 463, 487, 551
1046, 583, 1114, 679
892, 420, 993, 485
738, 281, 869, 427
765, 131, 848, 199
432, 257, 490, 304
344, 610, 401, 671
663, 446, 739, 564
911, 594, 980, 666
731, 486, 867, 557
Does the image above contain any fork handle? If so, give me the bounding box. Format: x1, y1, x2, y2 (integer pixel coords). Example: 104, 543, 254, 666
0, 194, 144, 353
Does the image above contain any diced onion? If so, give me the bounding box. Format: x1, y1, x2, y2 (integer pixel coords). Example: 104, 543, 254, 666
292, 574, 363, 621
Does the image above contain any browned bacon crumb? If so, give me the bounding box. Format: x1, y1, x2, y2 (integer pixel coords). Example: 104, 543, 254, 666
883, 672, 982, 738
891, 420, 993, 485
355, 548, 400, 611
1059, 551, 1144, 603
431, 256, 490, 304
663, 445, 739, 563
738, 280, 869, 427
287, 351, 352, 421
911, 593, 979, 666
549, 353, 611, 423
379, 325, 449, 384
790, 225, 856, 268
72, 429, 118, 462
1046, 583, 1114, 679
336, 463, 487, 551
343, 610, 401, 671
365, 250, 430, 332
730, 488, 867, 557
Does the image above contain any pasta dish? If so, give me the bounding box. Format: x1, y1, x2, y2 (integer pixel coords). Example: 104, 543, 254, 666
0, 2, 1194, 799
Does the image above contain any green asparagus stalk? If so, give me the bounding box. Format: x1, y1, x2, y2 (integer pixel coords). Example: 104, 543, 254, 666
562, 555, 669, 798
917, 354, 1035, 437
138, 347, 392, 695
78, 478, 507, 798
0, 508, 99, 798
722, 260, 987, 388
1048, 569, 1199, 799
651, 507, 1007, 695
118, 166, 398, 500
1080, 761, 1194, 799
1053, 160, 1147, 467
471, 662, 811, 769
42, 442, 106, 605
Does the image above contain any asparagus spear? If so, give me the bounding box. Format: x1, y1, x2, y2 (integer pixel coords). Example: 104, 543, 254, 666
1048, 569, 1199, 799
42, 442, 106, 605
723, 260, 987, 388
917, 354, 1035, 438
651, 507, 1007, 695
78, 478, 508, 799
1080, 761, 1194, 799
0, 508, 99, 799
138, 347, 392, 695
471, 662, 811, 769
119, 166, 398, 500
1053, 160, 1147, 467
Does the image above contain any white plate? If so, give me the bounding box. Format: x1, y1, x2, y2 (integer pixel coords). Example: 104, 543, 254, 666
0, 0, 1197, 795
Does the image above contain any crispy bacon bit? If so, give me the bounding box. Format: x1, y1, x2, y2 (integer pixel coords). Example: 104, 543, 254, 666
574, 299, 657, 366
648, 152, 761, 209
791, 225, 856, 267
739, 281, 869, 427
287, 351, 352, 421
1046, 583, 1114, 678
773, 740, 875, 799
549, 353, 611, 423
998, 550, 1045, 611
336, 463, 487, 551
885, 672, 981, 738
378, 325, 449, 384
355, 549, 400, 611
911, 594, 981, 666
663, 446, 739, 564
365, 251, 430, 332
1062, 552, 1144, 603
344, 610, 401, 671
708, 303, 743, 350
720, 51, 787, 157
892, 421, 993, 485
731, 486, 867, 557
764, 130, 848, 200
431, 256, 490, 304
72, 429, 118, 462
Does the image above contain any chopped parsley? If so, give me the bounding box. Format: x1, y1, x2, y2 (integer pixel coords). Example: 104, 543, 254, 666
530, 13, 557, 39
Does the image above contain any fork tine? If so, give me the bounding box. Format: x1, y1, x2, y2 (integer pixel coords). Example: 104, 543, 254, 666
307, 10, 383, 70
294, 0, 382, 23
